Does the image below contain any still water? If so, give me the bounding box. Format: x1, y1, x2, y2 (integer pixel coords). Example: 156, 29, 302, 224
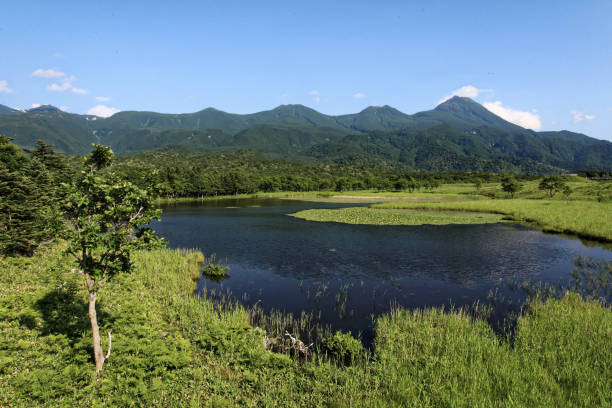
154, 198, 612, 341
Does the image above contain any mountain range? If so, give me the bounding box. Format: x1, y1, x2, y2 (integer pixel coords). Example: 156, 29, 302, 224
0, 97, 610, 172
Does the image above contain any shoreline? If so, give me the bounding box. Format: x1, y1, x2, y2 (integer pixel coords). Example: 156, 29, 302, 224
156, 192, 611, 244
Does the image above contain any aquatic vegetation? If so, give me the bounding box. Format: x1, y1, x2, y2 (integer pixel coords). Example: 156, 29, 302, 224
202, 263, 229, 277
290, 207, 503, 225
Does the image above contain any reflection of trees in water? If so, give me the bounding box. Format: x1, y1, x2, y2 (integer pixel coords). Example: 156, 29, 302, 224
569, 257, 612, 300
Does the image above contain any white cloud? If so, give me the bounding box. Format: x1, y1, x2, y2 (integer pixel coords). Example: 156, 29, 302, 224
47, 82, 72, 92
31, 103, 41, 108
483, 101, 542, 130
95, 96, 111, 101
33, 69, 88, 94
570, 110, 596, 123
45, 75, 87, 94
52, 53, 63, 58
438, 85, 489, 104
551, 120, 557, 125
59, 106, 68, 111
0, 80, 14, 94
87, 105, 120, 118
353, 92, 366, 99
31, 68, 65, 78
309, 90, 320, 104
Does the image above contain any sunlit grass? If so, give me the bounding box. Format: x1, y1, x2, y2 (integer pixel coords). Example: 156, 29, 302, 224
372, 293, 612, 407
374, 199, 612, 241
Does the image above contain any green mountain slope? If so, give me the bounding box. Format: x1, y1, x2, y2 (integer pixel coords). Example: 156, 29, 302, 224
0, 104, 23, 116
305, 124, 610, 172
413, 96, 529, 132
244, 105, 343, 129
0, 98, 610, 172
0, 105, 96, 154
98, 104, 346, 134
232, 124, 352, 156
98, 108, 249, 134
335, 105, 422, 132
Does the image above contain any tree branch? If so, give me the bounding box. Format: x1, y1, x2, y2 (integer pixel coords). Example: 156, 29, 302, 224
105, 331, 112, 360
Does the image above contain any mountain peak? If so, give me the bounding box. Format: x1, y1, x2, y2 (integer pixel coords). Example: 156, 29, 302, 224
360, 105, 402, 114
414, 96, 527, 132
28, 105, 63, 114
435, 96, 481, 110
272, 104, 312, 112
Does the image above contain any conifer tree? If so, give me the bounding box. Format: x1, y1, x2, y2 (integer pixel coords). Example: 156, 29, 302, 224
0, 136, 59, 255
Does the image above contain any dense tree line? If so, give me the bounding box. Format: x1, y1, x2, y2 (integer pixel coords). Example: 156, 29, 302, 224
112, 151, 536, 198
578, 170, 612, 179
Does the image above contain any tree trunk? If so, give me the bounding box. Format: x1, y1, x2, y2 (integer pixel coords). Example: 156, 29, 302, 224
88, 290, 105, 374
85, 273, 106, 374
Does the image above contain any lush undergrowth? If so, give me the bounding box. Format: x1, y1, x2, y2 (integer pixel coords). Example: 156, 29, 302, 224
290, 207, 503, 225
374, 199, 612, 242
1, 246, 611, 406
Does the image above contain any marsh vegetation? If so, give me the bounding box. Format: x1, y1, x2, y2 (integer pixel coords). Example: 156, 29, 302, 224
290, 207, 504, 225
1, 245, 611, 406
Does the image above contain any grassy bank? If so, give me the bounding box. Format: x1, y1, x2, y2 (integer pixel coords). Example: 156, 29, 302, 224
373, 199, 612, 242
154, 192, 293, 205
1, 246, 611, 406
153, 190, 483, 205
290, 207, 503, 225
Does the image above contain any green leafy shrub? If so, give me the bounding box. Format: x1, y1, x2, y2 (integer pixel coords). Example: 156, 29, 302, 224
202, 263, 229, 277
320, 330, 364, 365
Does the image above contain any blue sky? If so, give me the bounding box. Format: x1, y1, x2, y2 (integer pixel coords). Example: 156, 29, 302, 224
1, 1, 610, 140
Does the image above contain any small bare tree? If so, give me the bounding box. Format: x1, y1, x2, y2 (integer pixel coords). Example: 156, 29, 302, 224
64, 145, 165, 374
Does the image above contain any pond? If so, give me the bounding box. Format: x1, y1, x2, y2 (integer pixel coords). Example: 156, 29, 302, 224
154, 198, 612, 343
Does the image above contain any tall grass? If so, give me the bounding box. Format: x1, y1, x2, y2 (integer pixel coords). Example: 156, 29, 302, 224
1, 246, 611, 406
372, 293, 611, 407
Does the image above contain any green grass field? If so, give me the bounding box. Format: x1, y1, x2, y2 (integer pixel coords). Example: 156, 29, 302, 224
260, 179, 612, 242
373, 199, 612, 242
1, 246, 611, 406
